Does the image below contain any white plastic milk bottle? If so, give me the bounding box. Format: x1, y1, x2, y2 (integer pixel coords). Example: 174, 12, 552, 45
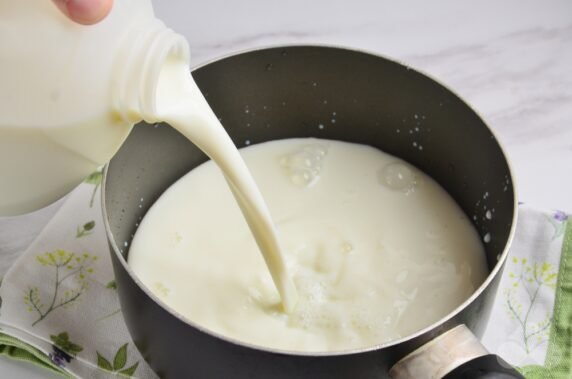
0, 0, 190, 216
0, 0, 297, 309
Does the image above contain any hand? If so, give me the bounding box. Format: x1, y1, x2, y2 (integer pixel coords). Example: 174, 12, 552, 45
53, 0, 113, 25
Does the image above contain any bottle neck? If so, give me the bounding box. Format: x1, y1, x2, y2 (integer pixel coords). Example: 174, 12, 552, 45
112, 19, 190, 123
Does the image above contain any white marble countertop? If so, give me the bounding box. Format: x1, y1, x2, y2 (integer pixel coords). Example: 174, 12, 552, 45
1, 0, 571, 377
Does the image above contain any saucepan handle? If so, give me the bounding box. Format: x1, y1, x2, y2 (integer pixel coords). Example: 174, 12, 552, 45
389, 325, 524, 379
442, 354, 524, 378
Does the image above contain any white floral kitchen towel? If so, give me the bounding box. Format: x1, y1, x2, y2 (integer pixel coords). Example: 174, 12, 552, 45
481, 206, 571, 378
0, 169, 570, 378
0, 170, 157, 379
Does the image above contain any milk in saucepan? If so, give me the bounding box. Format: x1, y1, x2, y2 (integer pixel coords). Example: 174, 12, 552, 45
128, 137, 488, 352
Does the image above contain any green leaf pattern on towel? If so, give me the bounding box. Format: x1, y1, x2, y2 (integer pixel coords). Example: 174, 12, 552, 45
97, 343, 139, 377
505, 257, 558, 354
84, 169, 103, 208
50, 332, 83, 357
49, 332, 84, 369
106, 280, 117, 290
24, 250, 97, 326
76, 220, 96, 238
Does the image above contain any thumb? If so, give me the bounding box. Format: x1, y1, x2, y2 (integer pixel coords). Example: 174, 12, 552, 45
53, 0, 113, 25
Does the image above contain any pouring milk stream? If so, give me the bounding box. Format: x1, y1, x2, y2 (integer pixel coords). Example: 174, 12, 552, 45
0, 0, 487, 351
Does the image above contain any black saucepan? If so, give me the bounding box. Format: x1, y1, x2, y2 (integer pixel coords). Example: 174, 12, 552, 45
103, 46, 518, 378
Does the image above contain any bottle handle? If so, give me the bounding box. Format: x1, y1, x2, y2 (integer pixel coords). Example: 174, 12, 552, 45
389, 325, 523, 379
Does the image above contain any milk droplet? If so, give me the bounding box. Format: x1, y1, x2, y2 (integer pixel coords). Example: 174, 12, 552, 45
483, 233, 491, 243
485, 210, 492, 220
379, 162, 417, 193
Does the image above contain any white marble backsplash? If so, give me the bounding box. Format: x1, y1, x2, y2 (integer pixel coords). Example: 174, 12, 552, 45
156, 0, 572, 212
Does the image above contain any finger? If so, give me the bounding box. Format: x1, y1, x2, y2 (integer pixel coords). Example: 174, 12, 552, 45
53, 0, 113, 25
